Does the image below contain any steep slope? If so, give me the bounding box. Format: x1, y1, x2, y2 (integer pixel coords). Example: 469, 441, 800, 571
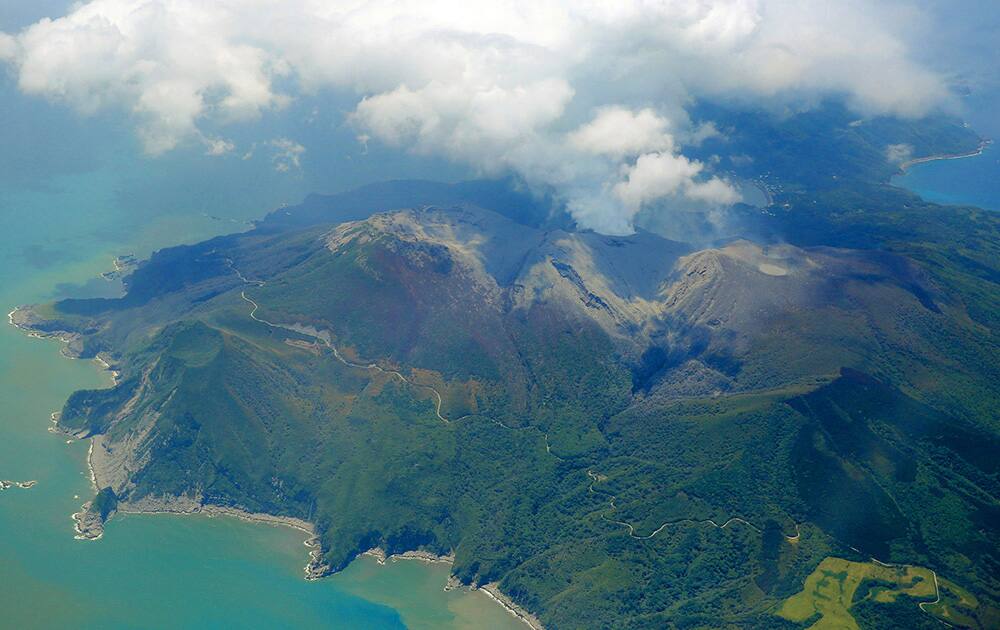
12, 198, 1000, 628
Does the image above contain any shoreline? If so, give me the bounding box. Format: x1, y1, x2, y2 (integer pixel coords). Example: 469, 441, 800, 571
0, 479, 37, 490
361, 548, 542, 629
898, 139, 992, 172
362, 547, 455, 565
87, 491, 332, 579
119, 502, 316, 537
12, 300, 545, 629
108, 500, 544, 627
752, 180, 775, 207
8, 305, 86, 357
72, 502, 104, 540
479, 583, 545, 630
93, 353, 121, 385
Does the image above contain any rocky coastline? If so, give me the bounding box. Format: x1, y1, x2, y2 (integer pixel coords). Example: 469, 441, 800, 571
101, 253, 138, 281
117, 496, 332, 579
8, 306, 87, 358
13, 300, 544, 629
72, 500, 107, 540
362, 547, 455, 565
0, 479, 37, 491
68, 487, 333, 578
358, 547, 542, 629
361, 547, 543, 629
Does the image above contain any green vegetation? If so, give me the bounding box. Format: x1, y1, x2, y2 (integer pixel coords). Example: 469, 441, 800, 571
919, 578, 1000, 629
694, 100, 981, 191
18, 106, 1000, 627
779, 556, 994, 630
90, 487, 118, 521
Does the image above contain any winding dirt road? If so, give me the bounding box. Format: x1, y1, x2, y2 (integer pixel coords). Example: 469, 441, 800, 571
231, 262, 565, 460
235, 261, 828, 559
584, 470, 811, 542
868, 556, 948, 624
240, 289, 461, 423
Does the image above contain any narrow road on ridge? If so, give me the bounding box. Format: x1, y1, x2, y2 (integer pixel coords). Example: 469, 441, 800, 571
230, 261, 565, 460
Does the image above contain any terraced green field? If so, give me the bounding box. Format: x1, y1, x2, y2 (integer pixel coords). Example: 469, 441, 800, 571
778, 557, 999, 629
779, 558, 937, 629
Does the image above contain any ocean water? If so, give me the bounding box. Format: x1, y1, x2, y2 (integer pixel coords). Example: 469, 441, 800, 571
0, 91, 519, 630
893, 143, 1000, 211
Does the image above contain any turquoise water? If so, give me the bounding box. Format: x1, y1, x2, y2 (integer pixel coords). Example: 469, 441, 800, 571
0, 94, 518, 630
893, 143, 1000, 211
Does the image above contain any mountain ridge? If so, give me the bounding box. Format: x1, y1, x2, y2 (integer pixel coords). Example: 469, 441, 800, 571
10, 107, 1000, 628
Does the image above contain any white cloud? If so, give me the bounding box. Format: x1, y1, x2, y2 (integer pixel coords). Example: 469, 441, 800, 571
270, 137, 305, 172
614, 152, 737, 211
353, 78, 575, 169
569, 107, 674, 159
0, 33, 15, 61
204, 137, 236, 156
686, 122, 724, 147
685, 177, 742, 205
0, 0, 953, 233
886, 143, 914, 164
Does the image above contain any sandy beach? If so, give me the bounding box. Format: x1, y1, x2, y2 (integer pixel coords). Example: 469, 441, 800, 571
479, 583, 545, 630
898, 139, 992, 172
362, 548, 542, 629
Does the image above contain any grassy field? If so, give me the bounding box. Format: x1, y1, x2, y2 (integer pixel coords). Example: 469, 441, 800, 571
921, 577, 997, 629
778, 557, 954, 629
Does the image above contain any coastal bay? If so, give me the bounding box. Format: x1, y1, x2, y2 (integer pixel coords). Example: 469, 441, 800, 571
894, 142, 1000, 211
0, 156, 523, 630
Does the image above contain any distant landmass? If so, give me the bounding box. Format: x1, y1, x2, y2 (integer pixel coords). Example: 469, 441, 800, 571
11, 102, 999, 628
